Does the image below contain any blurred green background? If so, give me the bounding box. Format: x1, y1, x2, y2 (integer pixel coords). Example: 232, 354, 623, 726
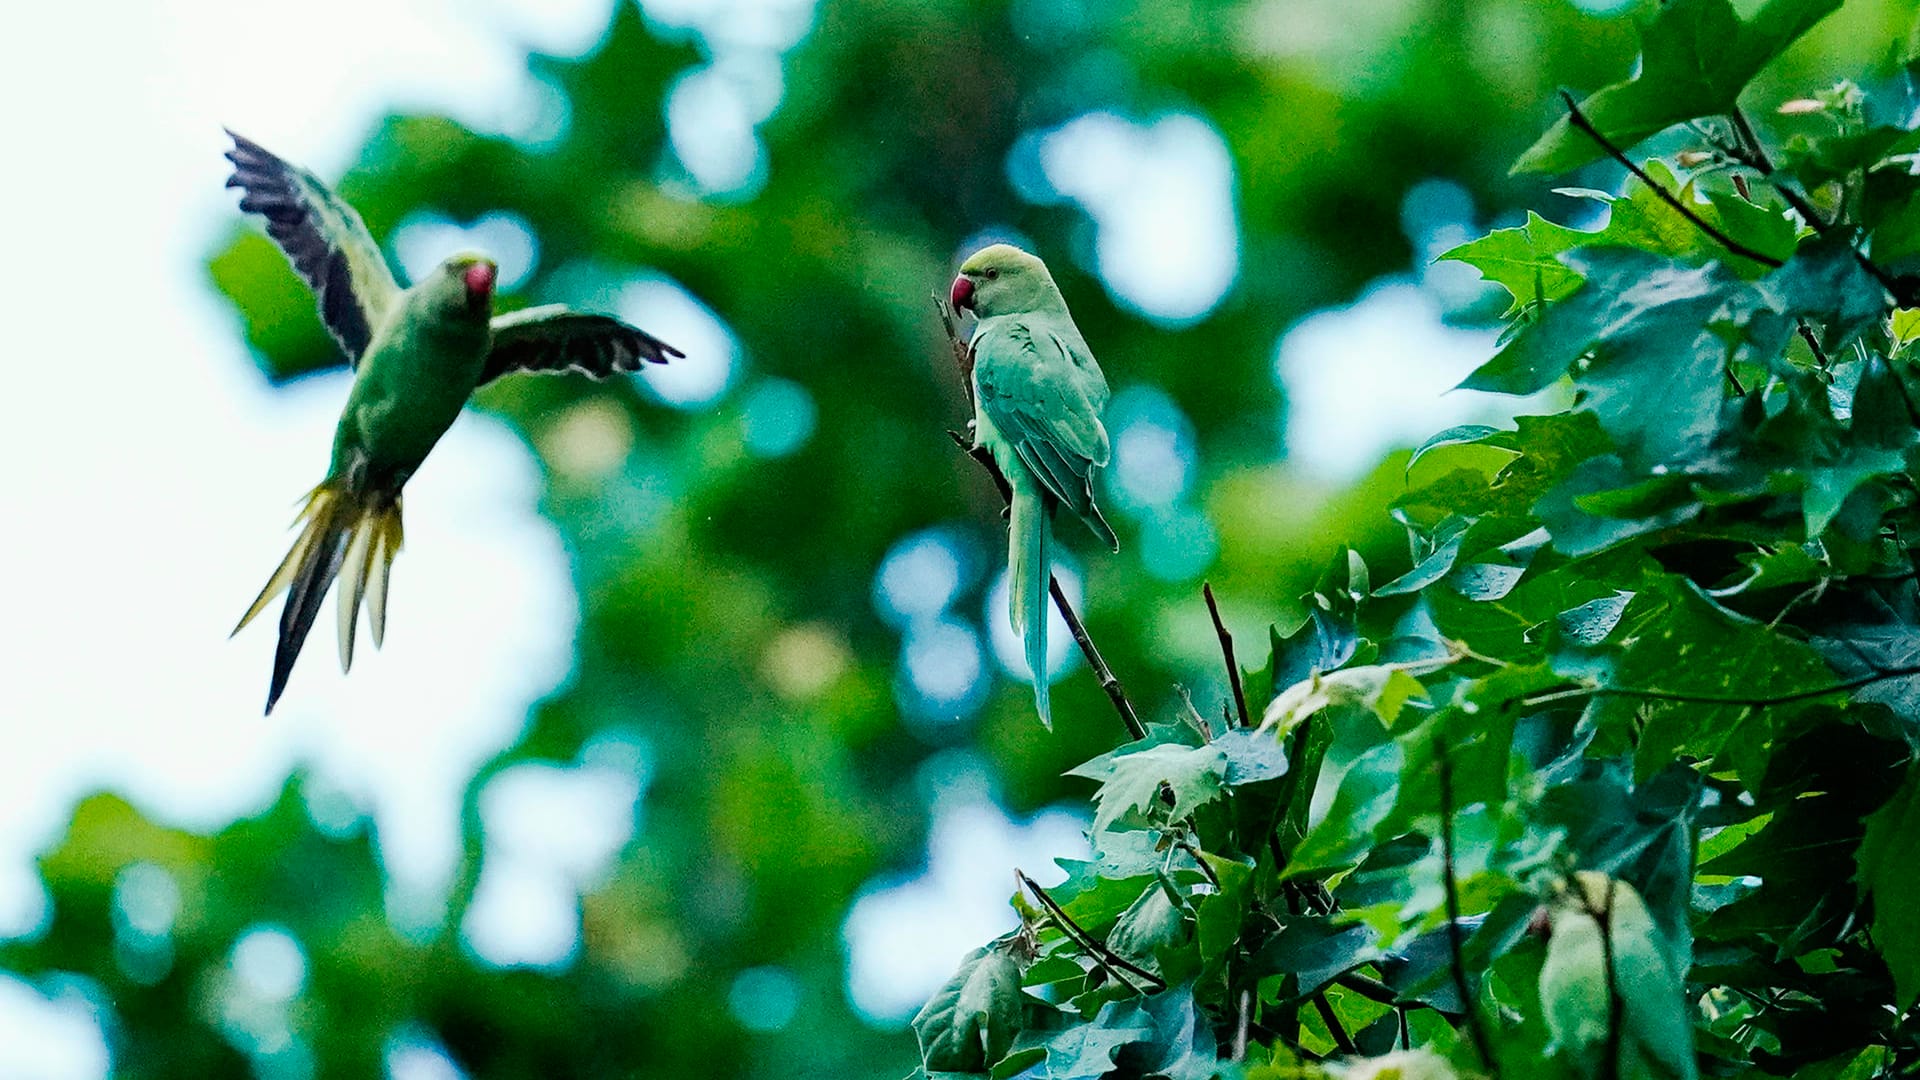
5, 0, 1918, 1075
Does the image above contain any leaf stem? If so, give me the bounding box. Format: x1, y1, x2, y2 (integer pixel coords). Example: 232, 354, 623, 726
1560, 92, 1783, 270
935, 299, 1147, 741
1204, 582, 1252, 727
1175, 838, 1222, 890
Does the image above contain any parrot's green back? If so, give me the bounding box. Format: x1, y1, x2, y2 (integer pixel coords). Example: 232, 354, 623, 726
970, 309, 1115, 545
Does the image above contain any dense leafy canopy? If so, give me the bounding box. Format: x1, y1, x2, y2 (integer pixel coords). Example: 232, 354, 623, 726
908, 6, 1920, 1078
16, 0, 1920, 1077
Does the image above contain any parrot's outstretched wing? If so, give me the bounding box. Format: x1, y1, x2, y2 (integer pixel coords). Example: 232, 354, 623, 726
479, 306, 683, 387
975, 321, 1118, 550
223, 130, 402, 363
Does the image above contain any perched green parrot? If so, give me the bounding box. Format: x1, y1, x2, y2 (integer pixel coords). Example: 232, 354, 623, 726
1537, 872, 1697, 1080
224, 131, 682, 714
950, 244, 1117, 727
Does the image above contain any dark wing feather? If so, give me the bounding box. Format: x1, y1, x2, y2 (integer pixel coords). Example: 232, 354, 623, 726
479, 306, 683, 387
224, 130, 401, 362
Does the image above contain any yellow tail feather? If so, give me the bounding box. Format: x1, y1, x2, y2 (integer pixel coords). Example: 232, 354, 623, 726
234, 486, 340, 637
234, 483, 403, 714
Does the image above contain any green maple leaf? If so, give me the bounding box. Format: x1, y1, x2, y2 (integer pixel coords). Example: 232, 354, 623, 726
1440, 211, 1591, 317
1514, 0, 1840, 175
912, 943, 1025, 1072
1259, 664, 1428, 736
1038, 1001, 1154, 1079
1069, 743, 1228, 834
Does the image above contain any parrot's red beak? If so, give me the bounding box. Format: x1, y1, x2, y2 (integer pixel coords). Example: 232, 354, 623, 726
464, 262, 497, 307
950, 274, 975, 312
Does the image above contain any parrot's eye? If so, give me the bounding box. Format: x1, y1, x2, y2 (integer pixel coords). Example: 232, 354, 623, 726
985, 268, 999, 280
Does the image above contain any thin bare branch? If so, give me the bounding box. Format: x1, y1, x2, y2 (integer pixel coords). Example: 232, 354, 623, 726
1521, 663, 1920, 711
1204, 582, 1252, 727
1016, 870, 1166, 994
1717, 107, 1914, 305
1560, 92, 1783, 269
1312, 992, 1358, 1056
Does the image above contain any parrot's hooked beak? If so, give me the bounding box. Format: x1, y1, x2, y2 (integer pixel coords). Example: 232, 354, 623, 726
464, 261, 497, 309
949, 274, 975, 313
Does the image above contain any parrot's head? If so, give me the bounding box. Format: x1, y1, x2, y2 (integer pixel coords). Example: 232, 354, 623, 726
951, 243, 1060, 318
422, 254, 498, 323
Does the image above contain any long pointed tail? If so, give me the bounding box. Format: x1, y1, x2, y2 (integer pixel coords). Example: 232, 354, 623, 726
1009, 489, 1053, 729
233, 482, 404, 714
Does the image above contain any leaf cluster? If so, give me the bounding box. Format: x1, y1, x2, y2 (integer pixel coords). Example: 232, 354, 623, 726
916, 2, 1920, 1076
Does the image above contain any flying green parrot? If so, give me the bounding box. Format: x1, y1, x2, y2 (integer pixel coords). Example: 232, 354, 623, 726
1537, 872, 1697, 1080
224, 131, 682, 714
949, 244, 1117, 727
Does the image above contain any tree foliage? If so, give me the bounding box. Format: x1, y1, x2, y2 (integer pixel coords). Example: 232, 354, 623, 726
11, 0, 1920, 1077
914, 2, 1920, 1076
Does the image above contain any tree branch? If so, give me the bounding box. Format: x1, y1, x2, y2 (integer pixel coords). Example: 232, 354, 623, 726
1437, 746, 1500, 1078
1016, 869, 1166, 993
1797, 319, 1833, 375
1560, 91, 1783, 270
1203, 582, 1252, 728
1726, 106, 1832, 232
1331, 971, 1426, 1013
1718, 106, 1914, 306
1521, 663, 1920, 711
934, 297, 1147, 741
1311, 992, 1358, 1056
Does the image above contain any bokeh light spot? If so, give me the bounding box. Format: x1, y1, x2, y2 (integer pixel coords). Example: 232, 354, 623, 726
740, 377, 818, 458
897, 618, 990, 728
1035, 112, 1238, 323
762, 623, 851, 701
462, 749, 644, 970
0, 976, 109, 1080
232, 927, 307, 1003
728, 966, 801, 1032
393, 211, 539, 291
1275, 282, 1515, 482
112, 863, 181, 940
385, 1027, 468, 1080
1107, 384, 1197, 514
619, 278, 740, 409
873, 529, 973, 629
668, 64, 767, 197
843, 769, 1086, 1024
540, 399, 635, 482
984, 561, 1081, 683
